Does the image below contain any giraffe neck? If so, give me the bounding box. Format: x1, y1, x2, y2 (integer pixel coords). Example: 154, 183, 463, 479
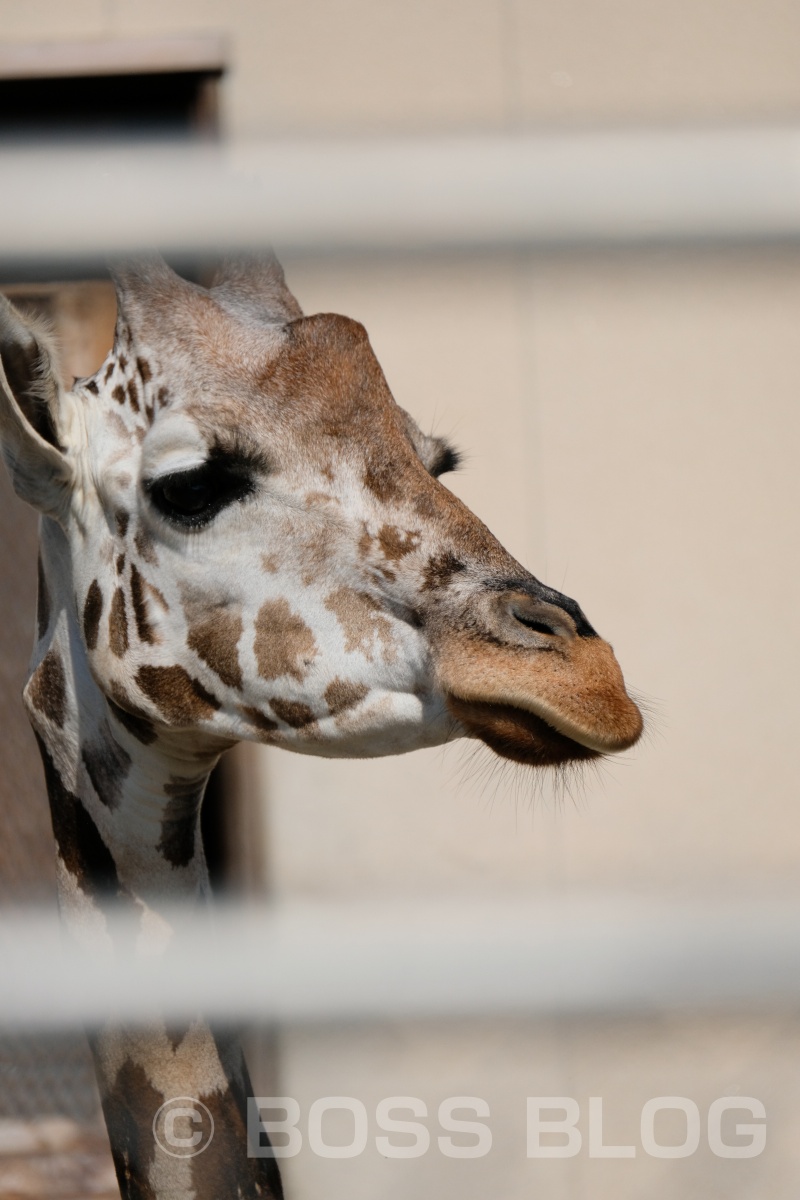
27, 517, 282, 1200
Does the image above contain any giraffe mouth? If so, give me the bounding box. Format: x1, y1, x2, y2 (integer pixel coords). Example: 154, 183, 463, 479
446, 694, 604, 767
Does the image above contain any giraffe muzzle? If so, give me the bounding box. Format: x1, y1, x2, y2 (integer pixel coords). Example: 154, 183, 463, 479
434, 585, 643, 765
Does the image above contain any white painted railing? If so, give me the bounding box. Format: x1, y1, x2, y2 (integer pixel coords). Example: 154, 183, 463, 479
1, 126, 800, 262
2, 897, 799, 1028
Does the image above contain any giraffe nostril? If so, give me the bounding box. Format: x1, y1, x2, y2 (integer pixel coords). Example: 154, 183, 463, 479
511, 611, 559, 637
485, 579, 597, 639
495, 591, 577, 641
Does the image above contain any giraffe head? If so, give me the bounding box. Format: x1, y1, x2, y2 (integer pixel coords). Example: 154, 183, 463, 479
0, 255, 642, 768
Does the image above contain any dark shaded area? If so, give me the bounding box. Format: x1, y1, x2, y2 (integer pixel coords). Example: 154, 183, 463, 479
200, 761, 229, 890
0, 463, 55, 903
0, 464, 102, 1122
0, 66, 221, 283
36, 733, 129, 904
198, 1048, 285, 1200
158, 778, 203, 869
0, 71, 219, 143
93, 1055, 161, 1200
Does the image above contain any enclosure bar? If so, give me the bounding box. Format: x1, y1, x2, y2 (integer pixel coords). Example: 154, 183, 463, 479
2, 897, 799, 1030
2, 127, 800, 262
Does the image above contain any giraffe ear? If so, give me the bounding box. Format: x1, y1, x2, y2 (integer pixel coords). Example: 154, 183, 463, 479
0, 295, 71, 513
210, 251, 303, 324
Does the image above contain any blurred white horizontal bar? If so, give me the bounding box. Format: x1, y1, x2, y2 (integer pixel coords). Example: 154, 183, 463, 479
2, 127, 800, 260
2, 897, 799, 1030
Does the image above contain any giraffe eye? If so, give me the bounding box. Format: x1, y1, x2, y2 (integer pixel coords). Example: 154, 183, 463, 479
147, 461, 254, 528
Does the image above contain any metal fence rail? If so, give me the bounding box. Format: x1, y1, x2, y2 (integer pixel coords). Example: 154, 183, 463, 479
2, 126, 800, 264
2, 897, 800, 1029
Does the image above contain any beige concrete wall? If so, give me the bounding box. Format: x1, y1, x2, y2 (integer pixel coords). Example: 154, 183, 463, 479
3, 0, 800, 135
277, 1011, 800, 1200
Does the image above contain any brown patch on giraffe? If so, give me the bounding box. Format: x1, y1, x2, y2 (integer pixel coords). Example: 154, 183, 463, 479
158, 777, 203, 867
413, 490, 440, 519
136, 356, 152, 383
36, 735, 126, 904
321, 463, 335, 482
164, 1026, 186, 1054
82, 722, 131, 810
83, 580, 103, 651
363, 455, 401, 502
136, 665, 220, 724
104, 409, 131, 445
193, 1075, 284, 1200
254, 599, 318, 681
148, 580, 168, 610
304, 490, 334, 507
324, 587, 397, 662
241, 705, 279, 733
108, 689, 157, 745
187, 609, 243, 689
298, 526, 337, 587
103, 361, 114, 383
84, 378, 99, 395
115, 511, 129, 538
377, 524, 421, 561
335, 693, 393, 736
358, 528, 372, 558
94, 1056, 160, 1200
270, 697, 317, 729
27, 649, 66, 726
112, 383, 126, 405
324, 678, 369, 716
130, 564, 156, 644
261, 553, 280, 573
116, 553, 125, 575
126, 378, 140, 413
134, 527, 158, 565
109, 587, 129, 656
36, 554, 50, 639
118, 354, 128, 371
422, 549, 467, 591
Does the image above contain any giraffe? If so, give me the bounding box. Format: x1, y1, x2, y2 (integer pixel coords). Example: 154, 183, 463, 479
0, 254, 642, 1200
